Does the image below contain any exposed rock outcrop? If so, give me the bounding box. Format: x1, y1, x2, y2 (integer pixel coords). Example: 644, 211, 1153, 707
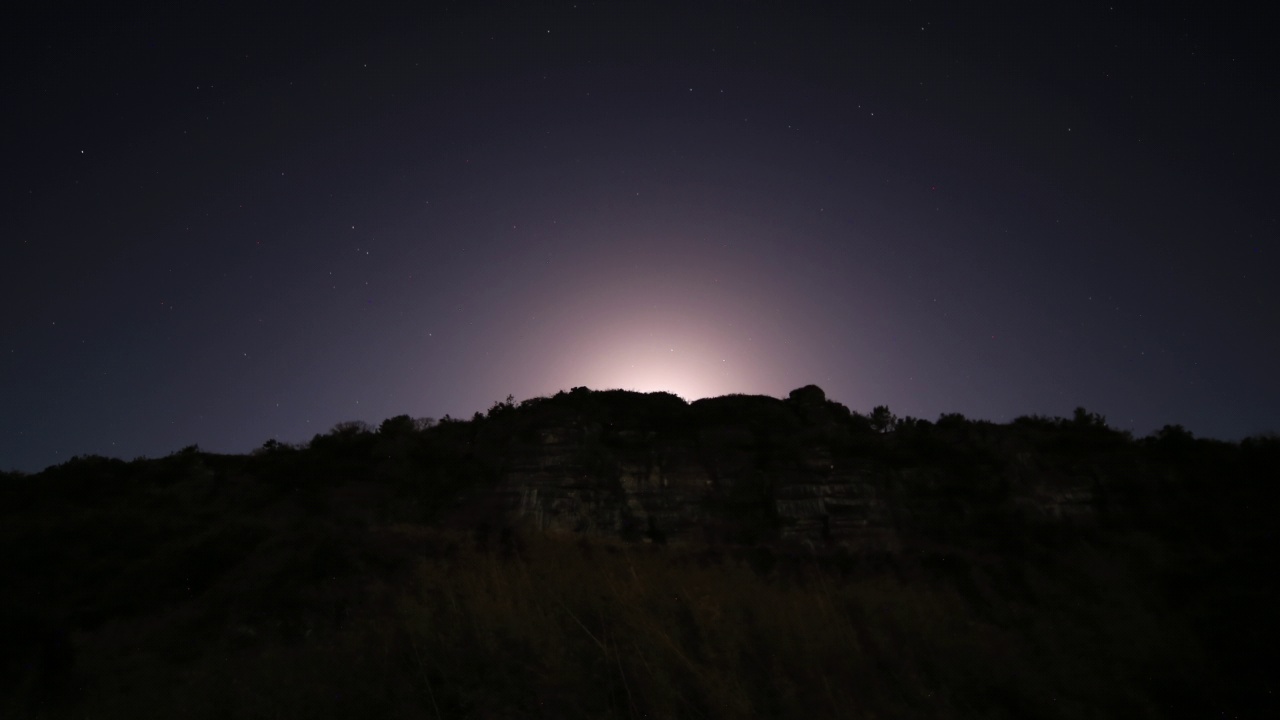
464, 387, 1100, 549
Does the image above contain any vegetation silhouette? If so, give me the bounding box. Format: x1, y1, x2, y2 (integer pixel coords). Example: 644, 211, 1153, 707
1, 386, 1276, 718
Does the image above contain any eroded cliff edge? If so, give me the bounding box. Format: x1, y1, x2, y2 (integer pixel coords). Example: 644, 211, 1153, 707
450, 385, 1111, 550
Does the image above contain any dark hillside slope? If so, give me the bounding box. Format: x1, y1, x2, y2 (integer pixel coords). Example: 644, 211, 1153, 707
2, 386, 1277, 718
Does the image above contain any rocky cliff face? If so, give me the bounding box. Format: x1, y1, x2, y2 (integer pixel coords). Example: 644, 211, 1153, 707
467, 386, 1100, 549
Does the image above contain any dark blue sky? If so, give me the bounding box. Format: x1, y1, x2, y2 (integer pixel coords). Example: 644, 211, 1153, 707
3, 2, 1277, 471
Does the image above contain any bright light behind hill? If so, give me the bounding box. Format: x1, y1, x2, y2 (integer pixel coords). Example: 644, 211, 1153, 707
574, 323, 749, 400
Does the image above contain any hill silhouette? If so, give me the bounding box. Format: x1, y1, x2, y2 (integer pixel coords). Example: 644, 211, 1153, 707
2, 386, 1277, 718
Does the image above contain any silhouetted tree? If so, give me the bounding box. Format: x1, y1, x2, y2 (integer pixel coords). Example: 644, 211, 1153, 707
330, 420, 372, 435
894, 416, 930, 433
869, 405, 896, 433
378, 415, 415, 437
487, 395, 517, 419
1072, 407, 1107, 428
1155, 424, 1193, 443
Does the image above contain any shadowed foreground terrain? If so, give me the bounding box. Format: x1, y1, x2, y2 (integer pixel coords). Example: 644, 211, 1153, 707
2, 386, 1277, 718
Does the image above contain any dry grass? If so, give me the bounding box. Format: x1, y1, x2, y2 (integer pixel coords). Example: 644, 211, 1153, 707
5, 522, 1234, 719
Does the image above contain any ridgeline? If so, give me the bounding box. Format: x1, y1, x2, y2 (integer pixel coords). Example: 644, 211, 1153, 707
3, 386, 1277, 718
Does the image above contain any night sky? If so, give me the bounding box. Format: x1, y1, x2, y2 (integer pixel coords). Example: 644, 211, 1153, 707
4, 2, 1277, 472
